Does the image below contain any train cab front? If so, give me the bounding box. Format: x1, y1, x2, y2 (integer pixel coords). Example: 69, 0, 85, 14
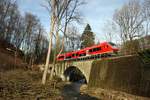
108, 42, 119, 53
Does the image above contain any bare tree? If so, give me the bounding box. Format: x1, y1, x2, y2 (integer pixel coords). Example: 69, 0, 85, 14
113, 0, 145, 42
113, 0, 145, 54
21, 13, 39, 63
137, 0, 150, 50
0, 0, 11, 39
42, 0, 56, 84
0, 0, 19, 41
42, 0, 84, 84
142, 0, 150, 36
0, 0, 49, 69
102, 20, 117, 42
12, 16, 26, 49
65, 25, 81, 51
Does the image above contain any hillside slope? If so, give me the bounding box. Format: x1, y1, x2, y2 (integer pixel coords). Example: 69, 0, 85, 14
0, 39, 25, 71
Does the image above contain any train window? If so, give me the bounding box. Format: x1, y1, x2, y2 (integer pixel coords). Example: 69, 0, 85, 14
89, 47, 101, 52
72, 54, 78, 57
89, 49, 92, 52
93, 48, 97, 52
72, 54, 75, 57
98, 47, 101, 50
79, 53, 86, 57
58, 56, 64, 59
97, 48, 99, 51
92, 47, 101, 52
108, 42, 117, 48
83, 53, 86, 56
96, 48, 100, 51
66, 56, 71, 59
109, 42, 115, 46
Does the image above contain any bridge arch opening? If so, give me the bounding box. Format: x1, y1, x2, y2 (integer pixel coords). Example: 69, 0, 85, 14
64, 66, 87, 84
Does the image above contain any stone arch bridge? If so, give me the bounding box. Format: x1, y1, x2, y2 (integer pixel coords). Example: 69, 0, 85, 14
39, 55, 150, 96
55, 60, 94, 83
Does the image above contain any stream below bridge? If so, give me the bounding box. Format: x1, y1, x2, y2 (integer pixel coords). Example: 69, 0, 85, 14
61, 82, 99, 100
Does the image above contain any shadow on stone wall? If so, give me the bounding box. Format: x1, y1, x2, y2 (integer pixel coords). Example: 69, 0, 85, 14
88, 55, 150, 97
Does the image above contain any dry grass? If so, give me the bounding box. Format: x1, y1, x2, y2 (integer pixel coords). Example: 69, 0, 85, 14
82, 88, 150, 100
0, 69, 62, 100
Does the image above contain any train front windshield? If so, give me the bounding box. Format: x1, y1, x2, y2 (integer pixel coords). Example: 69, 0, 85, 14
108, 42, 117, 48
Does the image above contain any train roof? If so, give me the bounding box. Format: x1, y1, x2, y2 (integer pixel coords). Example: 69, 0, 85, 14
58, 42, 110, 56
84, 42, 108, 49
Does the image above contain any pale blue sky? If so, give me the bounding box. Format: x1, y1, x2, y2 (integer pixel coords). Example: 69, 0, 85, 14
17, 0, 128, 42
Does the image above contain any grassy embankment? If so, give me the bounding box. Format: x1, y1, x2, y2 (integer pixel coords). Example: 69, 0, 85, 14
0, 69, 64, 100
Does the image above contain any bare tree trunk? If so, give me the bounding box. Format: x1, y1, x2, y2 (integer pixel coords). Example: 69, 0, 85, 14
42, 15, 55, 84
50, 20, 68, 80
49, 22, 60, 80
49, 35, 65, 80
57, 37, 65, 57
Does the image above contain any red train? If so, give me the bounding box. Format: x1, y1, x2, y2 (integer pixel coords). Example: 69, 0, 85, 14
57, 42, 119, 61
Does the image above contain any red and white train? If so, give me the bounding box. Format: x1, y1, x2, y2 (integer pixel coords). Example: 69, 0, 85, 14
57, 42, 119, 61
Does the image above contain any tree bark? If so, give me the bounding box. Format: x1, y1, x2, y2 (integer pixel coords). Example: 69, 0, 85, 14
42, 15, 55, 84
